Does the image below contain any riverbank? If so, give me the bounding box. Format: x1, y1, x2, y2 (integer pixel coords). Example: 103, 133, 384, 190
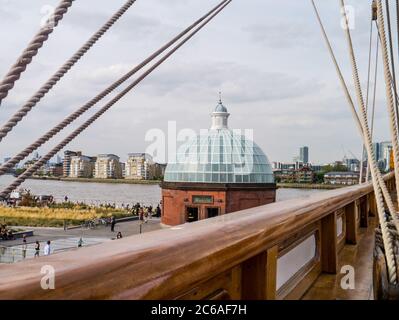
28, 176, 162, 185
277, 183, 345, 190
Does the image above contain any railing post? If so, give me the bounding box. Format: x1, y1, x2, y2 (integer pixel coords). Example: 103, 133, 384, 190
345, 202, 357, 245
241, 245, 278, 300
321, 212, 338, 274
359, 197, 368, 228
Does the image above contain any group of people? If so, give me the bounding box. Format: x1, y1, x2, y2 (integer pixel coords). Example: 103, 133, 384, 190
0, 225, 13, 241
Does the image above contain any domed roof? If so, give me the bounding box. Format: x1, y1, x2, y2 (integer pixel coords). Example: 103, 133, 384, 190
164, 99, 274, 184
215, 101, 228, 112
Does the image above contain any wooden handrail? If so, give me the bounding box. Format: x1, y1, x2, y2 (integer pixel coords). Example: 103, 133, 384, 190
0, 173, 394, 299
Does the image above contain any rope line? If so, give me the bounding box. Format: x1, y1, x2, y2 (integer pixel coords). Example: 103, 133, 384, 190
0, 0, 232, 198
311, 0, 398, 284
377, 0, 399, 221
359, 19, 374, 184
0, 0, 75, 105
0, 0, 137, 143
384, 0, 399, 135
0, 0, 230, 176
366, 25, 379, 183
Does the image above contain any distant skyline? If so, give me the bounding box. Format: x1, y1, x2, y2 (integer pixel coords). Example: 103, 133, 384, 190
0, 0, 396, 165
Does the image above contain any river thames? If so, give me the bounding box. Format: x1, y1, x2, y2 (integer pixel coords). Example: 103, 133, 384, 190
0, 175, 325, 206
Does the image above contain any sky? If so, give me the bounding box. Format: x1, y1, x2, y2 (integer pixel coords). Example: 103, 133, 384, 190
0, 0, 396, 164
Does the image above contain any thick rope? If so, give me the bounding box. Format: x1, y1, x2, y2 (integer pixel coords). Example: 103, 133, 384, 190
312, 0, 398, 284
385, 0, 399, 135
377, 0, 399, 215
344, 0, 397, 284
0, 0, 136, 143
0, 0, 75, 105
312, 0, 396, 224
0, 0, 232, 198
0, 0, 230, 176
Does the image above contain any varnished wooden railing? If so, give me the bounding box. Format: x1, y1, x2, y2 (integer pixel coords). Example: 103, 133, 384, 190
0, 173, 395, 300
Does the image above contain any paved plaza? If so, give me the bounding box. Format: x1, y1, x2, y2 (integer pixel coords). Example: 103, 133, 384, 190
0, 218, 163, 263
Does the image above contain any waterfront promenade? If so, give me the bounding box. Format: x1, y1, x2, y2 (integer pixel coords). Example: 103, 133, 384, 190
1, 218, 162, 249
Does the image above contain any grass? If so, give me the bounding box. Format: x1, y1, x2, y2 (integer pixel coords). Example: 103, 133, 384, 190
0, 206, 131, 227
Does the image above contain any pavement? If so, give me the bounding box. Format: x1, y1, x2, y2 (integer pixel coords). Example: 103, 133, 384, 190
1, 218, 163, 248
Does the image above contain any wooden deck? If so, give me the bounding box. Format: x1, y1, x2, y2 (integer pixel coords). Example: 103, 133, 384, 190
303, 216, 377, 300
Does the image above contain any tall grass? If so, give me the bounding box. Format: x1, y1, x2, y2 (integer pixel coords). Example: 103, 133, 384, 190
0, 206, 129, 227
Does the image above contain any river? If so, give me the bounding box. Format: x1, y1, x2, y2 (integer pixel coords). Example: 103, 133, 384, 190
0, 175, 326, 206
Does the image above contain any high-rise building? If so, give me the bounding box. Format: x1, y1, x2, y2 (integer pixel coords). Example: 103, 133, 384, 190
63, 150, 82, 177
125, 153, 154, 180
299, 146, 309, 163
69, 156, 96, 178
94, 154, 122, 179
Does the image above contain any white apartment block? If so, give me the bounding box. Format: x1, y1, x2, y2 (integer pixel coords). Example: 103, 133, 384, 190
125, 153, 153, 180
69, 156, 95, 178
94, 154, 122, 179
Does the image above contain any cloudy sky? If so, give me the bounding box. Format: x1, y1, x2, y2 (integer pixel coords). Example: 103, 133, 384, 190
0, 0, 395, 164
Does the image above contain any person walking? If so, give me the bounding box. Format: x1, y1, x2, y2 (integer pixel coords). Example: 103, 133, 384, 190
116, 232, 123, 239
64, 195, 68, 202
110, 216, 116, 232
78, 237, 83, 248
34, 241, 40, 258
156, 204, 161, 217
22, 235, 27, 259
44, 241, 51, 256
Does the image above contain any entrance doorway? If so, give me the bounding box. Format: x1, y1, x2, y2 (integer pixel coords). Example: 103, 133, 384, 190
186, 207, 199, 223
207, 207, 219, 218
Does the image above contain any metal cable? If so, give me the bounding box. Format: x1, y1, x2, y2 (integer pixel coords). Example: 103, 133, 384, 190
0, 0, 232, 198
0, 0, 137, 143
0, 0, 75, 105
0, 0, 230, 176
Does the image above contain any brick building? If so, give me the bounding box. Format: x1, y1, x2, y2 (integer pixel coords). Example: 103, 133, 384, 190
161, 100, 276, 226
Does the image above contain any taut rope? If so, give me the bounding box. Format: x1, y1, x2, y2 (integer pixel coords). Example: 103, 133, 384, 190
0, 0, 75, 105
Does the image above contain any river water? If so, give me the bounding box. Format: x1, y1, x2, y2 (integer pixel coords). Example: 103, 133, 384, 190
0, 175, 325, 206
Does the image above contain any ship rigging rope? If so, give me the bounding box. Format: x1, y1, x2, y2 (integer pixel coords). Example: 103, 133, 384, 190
366, 26, 379, 183
341, 0, 398, 284
0, 0, 75, 106
311, 0, 398, 284
0, 0, 233, 199
312, 0, 397, 224
0, 0, 230, 176
384, 0, 399, 134
360, 19, 374, 184
0, 0, 137, 143
376, 0, 399, 218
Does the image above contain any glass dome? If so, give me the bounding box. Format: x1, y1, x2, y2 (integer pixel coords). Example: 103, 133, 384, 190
164, 101, 274, 184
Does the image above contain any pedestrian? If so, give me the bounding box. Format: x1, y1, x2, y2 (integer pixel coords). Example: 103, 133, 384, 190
22, 235, 27, 259
156, 204, 161, 217
34, 241, 40, 258
139, 208, 144, 221
64, 195, 68, 202
78, 237, 83, 248
110, 216, 116, 232
116, 232, 123, 239
44, 240, 51, 256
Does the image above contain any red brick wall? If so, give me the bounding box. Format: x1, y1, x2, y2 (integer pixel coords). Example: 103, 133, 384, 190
162, 187, 276, 226
162, 189, 226, 226
225, 189, 276, 213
